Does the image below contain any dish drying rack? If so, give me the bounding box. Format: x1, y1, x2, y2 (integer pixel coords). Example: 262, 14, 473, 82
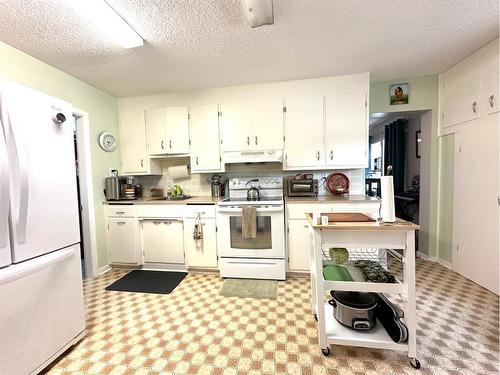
307, 221, 420, 369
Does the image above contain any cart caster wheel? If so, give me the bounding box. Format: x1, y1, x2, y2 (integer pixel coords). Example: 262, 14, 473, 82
321, 347, 331, 356
313, 314, 318, 321
409, 358, 421, 369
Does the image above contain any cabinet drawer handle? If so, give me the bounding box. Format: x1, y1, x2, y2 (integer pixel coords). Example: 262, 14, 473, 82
116, 221, 126, 225
489, 94, 495, 108
115, 211, 125, 215
304, 224, 308, 228
164, 221, 173, 225
316, 151, 320, 161
153, 221, 162, 225
169, 139, 172, 149
255, 136, 258, 145
330, 150, 333, 160
472, 101, 477, 113
247, 136, 250, 146
161, 140, 164, 149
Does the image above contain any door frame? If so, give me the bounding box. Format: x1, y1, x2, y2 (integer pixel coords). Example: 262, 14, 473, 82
73, 108, 98, 278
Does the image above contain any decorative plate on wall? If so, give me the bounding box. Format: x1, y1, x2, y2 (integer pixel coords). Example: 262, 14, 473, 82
326, 173, 350, 195
99, 132, 117, 152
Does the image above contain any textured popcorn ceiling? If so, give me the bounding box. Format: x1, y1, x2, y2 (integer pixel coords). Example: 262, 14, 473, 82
0, 0, 498, 96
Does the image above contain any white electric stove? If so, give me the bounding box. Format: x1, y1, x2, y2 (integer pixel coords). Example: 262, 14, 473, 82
216, 176, 286, 280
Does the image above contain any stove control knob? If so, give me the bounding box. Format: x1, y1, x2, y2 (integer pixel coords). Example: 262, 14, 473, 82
232, 180, 237, 185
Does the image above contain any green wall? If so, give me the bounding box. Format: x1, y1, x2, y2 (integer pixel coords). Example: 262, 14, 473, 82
0, 41, 120, 268
370, 75, 454, 262
436, 135, 454, 262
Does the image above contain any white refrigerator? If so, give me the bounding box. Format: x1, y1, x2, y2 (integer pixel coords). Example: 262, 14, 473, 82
0, 80, 86, 375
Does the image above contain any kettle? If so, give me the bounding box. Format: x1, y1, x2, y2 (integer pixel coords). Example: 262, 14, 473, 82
246, 179, 261, 200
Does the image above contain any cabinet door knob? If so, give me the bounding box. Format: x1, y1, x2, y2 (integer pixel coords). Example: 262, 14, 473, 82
169, 139, 172, 149
489, 94, 495, 108
247, 136, 250, 145
196, 156, 199, 165
255, 136, 258, 145
330, 150, 333, 160
472, 101, 477, 113
161, 140, 164, 149
140, 159, 144, 167
316, 151, 320, 161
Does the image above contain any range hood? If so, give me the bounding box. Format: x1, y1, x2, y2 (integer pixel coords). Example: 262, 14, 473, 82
222, 150, 283, 164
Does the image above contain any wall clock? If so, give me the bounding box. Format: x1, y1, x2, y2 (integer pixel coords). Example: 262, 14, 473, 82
99, 132, 117, 152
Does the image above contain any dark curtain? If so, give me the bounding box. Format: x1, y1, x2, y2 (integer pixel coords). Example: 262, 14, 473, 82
384, 119, 406, 193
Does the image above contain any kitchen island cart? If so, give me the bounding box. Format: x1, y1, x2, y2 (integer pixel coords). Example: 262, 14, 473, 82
307, 215, 420, 369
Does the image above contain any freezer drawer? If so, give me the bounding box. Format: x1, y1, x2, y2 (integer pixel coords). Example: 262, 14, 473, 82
0, 245, 85, 375
219, 257, 286, 280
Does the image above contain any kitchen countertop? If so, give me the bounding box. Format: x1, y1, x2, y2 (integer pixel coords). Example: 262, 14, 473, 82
285, 195, 379, 204
104, 196, 219, 205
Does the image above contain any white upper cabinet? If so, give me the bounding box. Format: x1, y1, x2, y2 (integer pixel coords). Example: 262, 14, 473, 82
482, 40, 499, 115
219, 99, 284, 151
440, 52, 482, 129
283, 96, 325, 169
145, 107, 167, 155
145, 106, 190, 155
252, 98, 284, 150
325, 93, 367, 167
189, 104, 222, 172
439, 38, 499, 134
166, 106, 190, 153
219, 101, 252, 151
120, 110, 161, 175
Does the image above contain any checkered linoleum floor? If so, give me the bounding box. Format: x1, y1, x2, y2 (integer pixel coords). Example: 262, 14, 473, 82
44, 259, 499, 375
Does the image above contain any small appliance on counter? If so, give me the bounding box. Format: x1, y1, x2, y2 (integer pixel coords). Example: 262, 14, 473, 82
286, 174, 318, 197
210, 175, 226, 197
121, 176, 138, 200
104, 171, 121, 201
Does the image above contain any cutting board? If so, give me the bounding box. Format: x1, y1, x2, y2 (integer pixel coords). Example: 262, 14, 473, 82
323, 212, 376, 223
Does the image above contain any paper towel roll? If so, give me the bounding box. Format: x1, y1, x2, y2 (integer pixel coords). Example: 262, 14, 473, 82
380, 176, 396, 223
168, 165, 189, 179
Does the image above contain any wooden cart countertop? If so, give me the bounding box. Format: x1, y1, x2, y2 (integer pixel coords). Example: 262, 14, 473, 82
306, 213, 420, 231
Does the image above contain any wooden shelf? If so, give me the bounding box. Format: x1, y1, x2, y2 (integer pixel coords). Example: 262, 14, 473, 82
323, 303, 409, 351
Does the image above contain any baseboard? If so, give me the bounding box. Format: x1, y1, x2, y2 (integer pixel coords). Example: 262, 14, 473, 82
97, 264, 112, 276
417, 251, 452, 269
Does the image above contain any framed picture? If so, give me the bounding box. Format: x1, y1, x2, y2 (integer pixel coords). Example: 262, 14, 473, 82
390, 83, 409, 105
416, 130, 421, 158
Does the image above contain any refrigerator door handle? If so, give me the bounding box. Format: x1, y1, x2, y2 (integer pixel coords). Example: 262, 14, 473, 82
0, 116, 10, 248
6, 110, 29, 244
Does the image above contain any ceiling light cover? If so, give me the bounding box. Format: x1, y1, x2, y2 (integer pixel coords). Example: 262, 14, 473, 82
87, 0, 143, 48
245, 0, 274, 28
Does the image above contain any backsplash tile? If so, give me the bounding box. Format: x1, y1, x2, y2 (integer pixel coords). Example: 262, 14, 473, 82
135, 159, 364, 197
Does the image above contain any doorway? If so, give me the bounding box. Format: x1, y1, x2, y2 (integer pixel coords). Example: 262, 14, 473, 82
367, 110, 431, 253
73, 110, 98, 278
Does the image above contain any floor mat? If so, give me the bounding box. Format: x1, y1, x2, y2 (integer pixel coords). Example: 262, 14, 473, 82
219, 278, 277, 299
105, 270, 187, 294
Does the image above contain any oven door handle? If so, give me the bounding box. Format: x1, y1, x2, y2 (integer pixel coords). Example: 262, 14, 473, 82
217, 207, 283, 213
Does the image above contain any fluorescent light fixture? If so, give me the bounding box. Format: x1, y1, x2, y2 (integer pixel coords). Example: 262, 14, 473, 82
245, 0, 274, 28
87, 0, 143, 48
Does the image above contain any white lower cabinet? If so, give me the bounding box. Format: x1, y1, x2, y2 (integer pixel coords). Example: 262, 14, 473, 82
287, 219, 310, 272
107, 218, 140, 264
184, 218, 218, 268
141, 220, 184, 264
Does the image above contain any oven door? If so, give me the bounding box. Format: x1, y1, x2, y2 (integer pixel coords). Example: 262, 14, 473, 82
216, 205, 285, 258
